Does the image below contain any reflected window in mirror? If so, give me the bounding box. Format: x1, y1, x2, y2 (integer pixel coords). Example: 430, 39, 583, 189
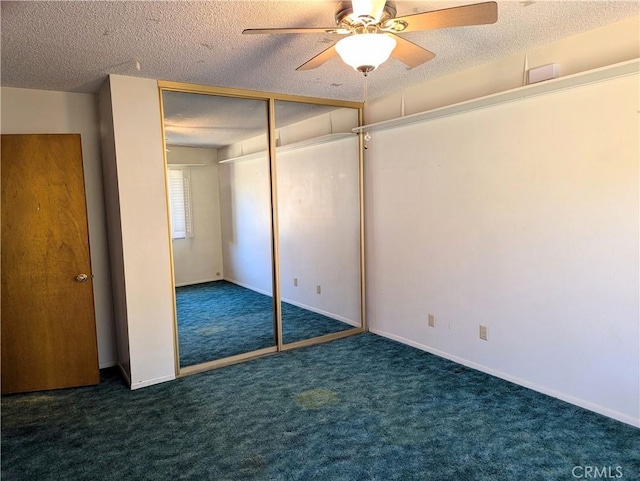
162, 90, 275, 370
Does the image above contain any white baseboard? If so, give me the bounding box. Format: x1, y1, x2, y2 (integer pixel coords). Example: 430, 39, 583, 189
280, 297, 359, 327
117, 362, 131, 387
130, 373, 176, 390
223, 277, 273, 297
224, 278, 358, 327
115, 360, 176, 391
175, 277, 222, 288
369, 328, 640, 428
99, 360, 118, 369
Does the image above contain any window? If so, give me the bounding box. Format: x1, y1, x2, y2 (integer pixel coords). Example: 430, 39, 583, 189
168, 168, 193, 239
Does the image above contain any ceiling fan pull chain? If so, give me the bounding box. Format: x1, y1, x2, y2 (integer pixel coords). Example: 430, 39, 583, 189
363, 75, 371, 148
363, 72, 368, 103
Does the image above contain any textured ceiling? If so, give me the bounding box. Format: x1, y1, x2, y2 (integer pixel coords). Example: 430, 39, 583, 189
2, 1, 638, 102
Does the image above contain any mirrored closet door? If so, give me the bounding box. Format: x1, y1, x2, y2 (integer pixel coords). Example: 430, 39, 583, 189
274, 100, 363, 346
162, 90, 276, 371
160, 83, 364, 375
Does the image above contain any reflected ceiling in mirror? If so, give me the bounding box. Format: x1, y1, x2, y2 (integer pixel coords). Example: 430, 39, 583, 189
163, 91, 340, 149
163, 91, 268, 149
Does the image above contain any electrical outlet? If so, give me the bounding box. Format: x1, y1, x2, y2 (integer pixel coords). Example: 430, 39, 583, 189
316, 284, 321, 294
293, 278, 298, 287
428, 314, 435, 327
479, 324, 488, 341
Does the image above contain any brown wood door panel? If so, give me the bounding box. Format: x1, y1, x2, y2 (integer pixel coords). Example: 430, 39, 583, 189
1, 134, 99, 394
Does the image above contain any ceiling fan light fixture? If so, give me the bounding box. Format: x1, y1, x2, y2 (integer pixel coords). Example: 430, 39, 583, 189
335, 33, 396, 73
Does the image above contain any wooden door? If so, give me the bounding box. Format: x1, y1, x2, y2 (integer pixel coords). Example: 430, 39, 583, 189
1, 134, 99, 394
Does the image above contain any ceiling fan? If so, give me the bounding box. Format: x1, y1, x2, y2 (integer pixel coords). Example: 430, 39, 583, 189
243, 0, 498, 75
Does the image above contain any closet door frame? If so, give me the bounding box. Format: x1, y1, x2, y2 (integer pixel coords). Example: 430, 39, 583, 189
158, 80, 365, 377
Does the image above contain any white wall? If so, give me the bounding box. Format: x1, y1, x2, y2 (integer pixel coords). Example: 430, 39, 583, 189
98, 79, 131, 379
220, 108, 358, 159
277, 137, 361, 325
99, 75, 176, 389
218, 157, 274, 295
167, 146, 223, 287
365, 65, 639, 425
367, 16, 640, 124
1, 87, 117, 368
216, 106, 363, 324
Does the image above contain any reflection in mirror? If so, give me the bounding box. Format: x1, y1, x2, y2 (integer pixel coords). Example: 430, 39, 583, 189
275, 101, 362, 344
162, 91, 275, 368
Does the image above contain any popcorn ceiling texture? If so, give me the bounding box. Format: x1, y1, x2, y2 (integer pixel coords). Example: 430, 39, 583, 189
1, 1, 638, 101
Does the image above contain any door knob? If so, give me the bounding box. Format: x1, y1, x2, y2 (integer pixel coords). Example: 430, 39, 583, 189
75, 274, 88, 283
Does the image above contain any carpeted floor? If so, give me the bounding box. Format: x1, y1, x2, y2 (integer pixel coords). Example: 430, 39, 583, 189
2, 333, 638, 480
176, 280, 354, 366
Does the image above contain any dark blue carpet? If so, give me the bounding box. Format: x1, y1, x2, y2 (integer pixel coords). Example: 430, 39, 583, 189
2, 333, 638, 480
176, 280, 353, 366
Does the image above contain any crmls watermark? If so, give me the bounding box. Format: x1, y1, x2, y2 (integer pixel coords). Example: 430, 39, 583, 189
572, 466, 624, 479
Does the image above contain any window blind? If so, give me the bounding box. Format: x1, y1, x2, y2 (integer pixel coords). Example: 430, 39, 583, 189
168, 168, 193, 239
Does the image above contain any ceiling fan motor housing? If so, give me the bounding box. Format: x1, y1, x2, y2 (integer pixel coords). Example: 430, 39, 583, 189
335, 1, 397, 28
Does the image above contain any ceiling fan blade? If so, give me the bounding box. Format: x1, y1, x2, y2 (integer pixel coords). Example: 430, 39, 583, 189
351, 0, 387, 21
392, 1, 498, 33
243, 27, 344, 35
296, 44, 339, 71
390, 35, 436, 68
